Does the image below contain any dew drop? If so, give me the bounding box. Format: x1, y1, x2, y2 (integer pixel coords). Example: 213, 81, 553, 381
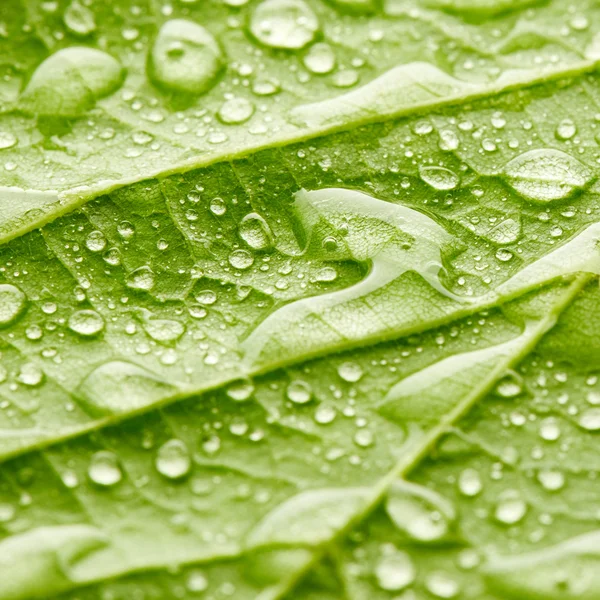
286, 379, 312, 404
85, 230, 106, 252
117, 221, 135, 239
494, 371, 523, 398
249, 0, 319, 50
457, 468, 482, 497
577, 407, 600, 431
209, 197, 227, 216
186, 569, 209, 593
88, 451, 122, 487
143, 319, 185, 343
0, 284, 26, 326
539, 417, 561, 441
239, 213, 274, 250
555, 119, 576, 141
228, 249, 254, 270
375, 549, 416, 592
494, 490, 527, 525
17, 363, 44, 387
0, 132, 17, 150
156, 439, 192, 480
354, 429, 374, 447
63, 0, 96, 36
426, 571, 460, 599
439, 129, 459, 151
337, 361, 363, 383
195, 290, 217, 305
218, 97, 255, 124
537, 469, 565, 491
126, 266, 155, 291
419, 166, 460, 190
20, 47, 123, 117
68, 309, 105, 337
303, 42, 336, 74
226, 378, 255, 401
149, 20, 223, 95
314, 404, 336, 424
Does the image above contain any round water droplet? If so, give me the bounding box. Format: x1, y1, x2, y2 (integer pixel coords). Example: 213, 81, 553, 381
126, 266, 155, 291
186, 569, 209, 593
195, 290, 217, 305
303, 42, 336, 74
149, 19, 224, 95
88, 451, 122, 487
314, 404, 336, 424
375, 550, 416, 591
555, 119, 576, 141
249, 0, 319, 50
156, 439, 191, 480
143, 319, 185, 343
337, 361, 363, 382
494, 371, 523, 398
354, 429, 374, 447
494, 490, 527, 525
286, 379, 312, 404
209, 197, 227, 215
68, 309, 105, 337
218, 97, 255, 124
20, 47, 123, 117
419, 166, 460, 190
239, 213, 274, 250
18, 363, 44, 387
117, 221, 135, 239
458, 468, 482, 497
64, 0, 96, 36
439, 129, 459, 151
85, 230, 107, 252
539, 417, 561, 441
537, 469, 565, 491
578, 407, 600, 431
0, 132, 17, 150
426, 571, 460, 599
0, 284, 26, 326
226, 378, 255, 401
229, 249, 254, 270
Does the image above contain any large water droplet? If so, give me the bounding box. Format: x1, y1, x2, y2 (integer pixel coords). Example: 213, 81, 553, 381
20, 48, 123, 117
68, 309, 105, 337
155, 439, 191, 480
77, 361, 177, 415
88, 451, 122, 487
303, 42, 336, 74
239, 213, 274, 250
375, 549, 416, 591
149, 19, 223, 95
577, 407, 600, 431
126, 266, 155, 291
385, 481, 455, 543
0, 284, 26, 326
249, 0, 319, 50
419, 166, 460, 190
503, 149, 593, 203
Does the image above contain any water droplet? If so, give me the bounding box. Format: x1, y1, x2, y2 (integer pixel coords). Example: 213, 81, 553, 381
354, 429, 374, 447
238, 213, 274, 251
126, 266, 155, 291
226, 378, 255, 401
143, 319, 185, 343
218, 97, 255, 124
149, 19, 223, 94
0, 284, 26, 326
386, 481, 455, 543
195, 290, 217, 305
494, 371, 523, 398
494, 490, 527, 525
186, 570, 209, 593
419, 166, 460, 190
426, 571, 460, 598
88, 451, 122, 487
249, 0, 319, 50
156, 439, 191, 480
209, 197, 226, 216
458, 468, 482, 497
337, 361, 363, 382
20, 47, 123, 116
85, 230, 106, 252
303, 42, 336, 74
68, 309, 105, 337
314, 404, 336, 424
0, 132, 17, 150
17, 363, 44, 387
375, 549, 416, 591
228, 249, 254, 270
117, 221, 135, 239
286, 379, 312, 404
555, 119, 576, 141
539, 417, 561, 441
63, 0, 96, 36
577, 407, 600, 431
537, 469, 565, 491
503, 149, 593, 203
439, 129, 459, 151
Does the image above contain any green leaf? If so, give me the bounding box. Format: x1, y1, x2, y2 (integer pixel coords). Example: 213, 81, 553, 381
2, 0, 600, 598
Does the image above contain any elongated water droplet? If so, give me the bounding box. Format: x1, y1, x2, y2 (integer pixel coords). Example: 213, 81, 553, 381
503, 149, 593, 203
149, 19, 223, 94
20, 48, 123, 117
239, 212, 274, 250
77, 361, 177, 415
88, 451, 122, 487
249, 0, 319, 50
68, 309, 105, 337
458, 468, 482, 497
386, 481, 455, 543
419, 166, 460, 190
0, 284, 26, 326
156, 439, 191, 480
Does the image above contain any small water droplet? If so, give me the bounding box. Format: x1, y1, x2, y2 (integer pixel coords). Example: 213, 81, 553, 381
228, 249, 254, 270
375, 549, 416, 591
314, 404, 336, 424
458, 468, 482, 497
303, 42, 336, 74
68, 309, 105, 337
209, 197, 227, 216
286, 379, 312, 404
577, 407, 600, 431
494, 371, 523, 398
555, 119, 577, 141
426, 571, 460, 599
226, 378, 255, 401
494, 490, 527, 525
126, 266, 155, 291
17, 363, 44, 387
337, 361, 363, 382
0, 284, 26, 326
218, 97, 255, 124
85, 230, 106, 252
0, 132, 17, 150
156, 439, 192, 480
239, 213, 274, 250
537, 469, 565, 491
88, 451, 122, 487
63, 0, 96, 36
419, 166, 460, 191
186, 569, 209, 592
